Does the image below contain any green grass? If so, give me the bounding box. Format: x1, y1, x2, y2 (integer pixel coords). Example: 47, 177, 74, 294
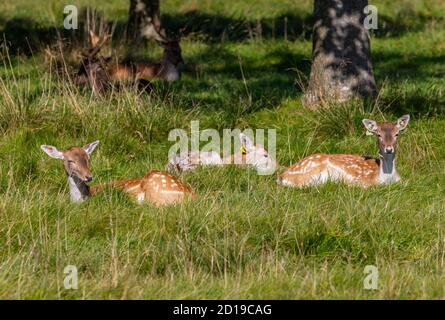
1, 0, 445, 299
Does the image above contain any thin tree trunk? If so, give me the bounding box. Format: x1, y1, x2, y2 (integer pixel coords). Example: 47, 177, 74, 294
304, 0, 377, 106
127, 0, 164, 42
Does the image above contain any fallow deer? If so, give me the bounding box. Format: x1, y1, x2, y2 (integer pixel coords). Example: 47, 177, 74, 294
40, 141, 194, 206
278, 115, 410, 188
108, 40, 184, 82
167, 133, 276, 174
82, 29, 184, 84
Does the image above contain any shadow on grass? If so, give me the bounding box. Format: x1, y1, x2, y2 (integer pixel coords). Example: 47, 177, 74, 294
373, 11, 444, 38
185, 44, 310, 81
379, 91, 445, 117
1, 7, 444, 117
0, 10, 313, 55
1, 5, 444, 55
162, 10, 314, 42
372, 51, 445, 116
374, 52, 445, 81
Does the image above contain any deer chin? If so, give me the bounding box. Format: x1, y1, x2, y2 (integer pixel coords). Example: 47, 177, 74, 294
255, 160, 277, 175
380, 152, 395, 174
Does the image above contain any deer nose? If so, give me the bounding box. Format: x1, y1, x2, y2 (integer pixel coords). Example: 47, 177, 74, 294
384, 146, 394, 154
85, 175, 93, 182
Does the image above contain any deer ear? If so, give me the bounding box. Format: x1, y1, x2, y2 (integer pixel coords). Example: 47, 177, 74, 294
41, 145, 64, 160
83, 140, 100, 155
396, 115, 410, 131
362, 119, 378, 135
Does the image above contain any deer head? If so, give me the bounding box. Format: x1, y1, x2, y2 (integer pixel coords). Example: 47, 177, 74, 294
150, 25, 185, 68
362, 115, 410, 174
239, 133, 277, 174
159, 40, 184, 67
75, 31, 112, 93
40, 141, 100, 183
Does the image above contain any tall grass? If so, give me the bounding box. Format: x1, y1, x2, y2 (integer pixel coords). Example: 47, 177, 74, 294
0, 0, 445, 299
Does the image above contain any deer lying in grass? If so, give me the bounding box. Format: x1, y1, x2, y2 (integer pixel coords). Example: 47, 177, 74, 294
81, 29, 184, 83
40, 141, 194, 206
278, 115, 410, 188
167, 133, 276, 174
108, 39, 184, 82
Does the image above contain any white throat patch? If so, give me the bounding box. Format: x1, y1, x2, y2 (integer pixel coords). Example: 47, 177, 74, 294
164, 63, 180, 81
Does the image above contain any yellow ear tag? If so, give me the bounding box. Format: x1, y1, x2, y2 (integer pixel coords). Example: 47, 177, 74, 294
240, 146, 247, 154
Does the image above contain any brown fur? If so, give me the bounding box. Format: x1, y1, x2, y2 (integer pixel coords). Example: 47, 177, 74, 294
90, 170, 194, 207
280, 154, 380, 188
42, 141, 194, 206
77, 31, 184, 85
107, 41, 184, 82
62, 147, 94, 182
279, 116, 410, 188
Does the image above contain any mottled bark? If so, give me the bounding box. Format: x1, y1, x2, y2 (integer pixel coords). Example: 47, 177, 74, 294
127, 0, 165, 42
304, 0, 377, 106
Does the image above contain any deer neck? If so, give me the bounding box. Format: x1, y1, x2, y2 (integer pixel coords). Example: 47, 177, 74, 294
160, 58, 180, 81
68, 176, 91, 203
378, 152, 400, 183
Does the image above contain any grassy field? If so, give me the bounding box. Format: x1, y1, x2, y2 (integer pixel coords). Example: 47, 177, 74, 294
1, 0, 445, 299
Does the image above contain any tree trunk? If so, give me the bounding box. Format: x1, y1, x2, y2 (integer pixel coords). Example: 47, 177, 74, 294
127, 0, 164, 42
304, 0, 377, 106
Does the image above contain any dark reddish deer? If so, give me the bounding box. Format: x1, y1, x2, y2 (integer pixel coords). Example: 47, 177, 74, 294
83, 29, 184, 84
115, 40, 183, 81
74, 31, 112, 94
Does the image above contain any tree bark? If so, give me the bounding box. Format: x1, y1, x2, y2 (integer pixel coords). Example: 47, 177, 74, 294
127, 0, 164, 42
304, 0, 377, 106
